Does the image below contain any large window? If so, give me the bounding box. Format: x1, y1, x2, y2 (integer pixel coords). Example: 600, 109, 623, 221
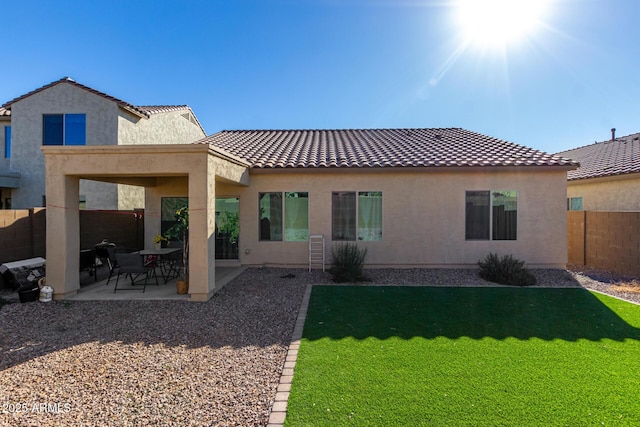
259, 192, 309, 241
332, 191, 382, 241
43, 114, 86, 146
465, 190, 517, 241
4, 126, 10, 158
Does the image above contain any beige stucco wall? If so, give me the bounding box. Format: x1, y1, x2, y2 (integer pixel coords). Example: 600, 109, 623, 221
115, 109, 207, 210
567, 174, 640, 211
213, 168, 569, 269
10, 82, 120, 208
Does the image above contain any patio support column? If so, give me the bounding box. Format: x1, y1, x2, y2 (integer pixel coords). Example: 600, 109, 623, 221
45, 174, 80, 299
187, 155, 216, 301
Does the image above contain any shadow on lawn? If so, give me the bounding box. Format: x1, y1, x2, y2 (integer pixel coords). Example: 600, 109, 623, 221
303, 286, 640, 342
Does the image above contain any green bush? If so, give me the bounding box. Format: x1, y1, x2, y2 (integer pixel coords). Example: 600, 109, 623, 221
330, 242, 368, 283
478, 253, 537, 287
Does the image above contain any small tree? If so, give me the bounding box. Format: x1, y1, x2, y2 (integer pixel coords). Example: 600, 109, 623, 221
164, 206, 189, 281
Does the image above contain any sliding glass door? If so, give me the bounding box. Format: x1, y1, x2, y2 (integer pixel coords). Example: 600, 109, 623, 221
215, 197, 239, 259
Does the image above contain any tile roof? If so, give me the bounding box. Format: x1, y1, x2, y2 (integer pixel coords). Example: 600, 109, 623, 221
200, 128, 578, 170
556, 132, 640, 181
1, 78, 203, 128
2, 77, 153, 117
0, 107, 9, 117
136, 105, 191, 114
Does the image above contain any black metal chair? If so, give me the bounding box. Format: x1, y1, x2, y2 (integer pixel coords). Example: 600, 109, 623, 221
162, 241, 183, 281
114, 252, 159, 293
79, 249, 97, 282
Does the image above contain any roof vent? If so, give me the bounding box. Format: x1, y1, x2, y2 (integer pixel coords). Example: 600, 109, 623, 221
611, 128, 616, 141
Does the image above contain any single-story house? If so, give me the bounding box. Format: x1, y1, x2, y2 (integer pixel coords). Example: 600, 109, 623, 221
556, 130, 640, 211
43, 128, 578, 301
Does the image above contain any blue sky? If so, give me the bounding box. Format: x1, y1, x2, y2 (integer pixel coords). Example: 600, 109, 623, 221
2, 0, 639, 153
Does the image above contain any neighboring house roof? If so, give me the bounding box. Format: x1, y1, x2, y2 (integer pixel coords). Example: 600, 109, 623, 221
0, 107, 10, 118
1, 77, 205, 132
556, 132, 640, 181
137, 105, 206, 133
200, 128, 578, 170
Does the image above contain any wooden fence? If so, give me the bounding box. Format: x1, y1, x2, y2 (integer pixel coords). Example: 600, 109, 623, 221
0, 209, 144, 265
568, 211, 640, 277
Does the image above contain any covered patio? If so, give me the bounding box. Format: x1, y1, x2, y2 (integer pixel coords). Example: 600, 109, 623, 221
70, 265, 247, 301
42, 144, 250, 302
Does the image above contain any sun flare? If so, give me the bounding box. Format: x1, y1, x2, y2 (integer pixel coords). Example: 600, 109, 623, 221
455, 0, 550, 49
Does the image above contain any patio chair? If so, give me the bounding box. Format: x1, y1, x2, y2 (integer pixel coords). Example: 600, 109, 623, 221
113, 252, 159, 293
104, 246, 128, 286
162, 240, 183, 281
79, 249, 97, 282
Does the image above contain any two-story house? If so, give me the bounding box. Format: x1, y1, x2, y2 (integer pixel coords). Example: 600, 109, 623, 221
0, 77, 206, 209
0, 107, 15, 209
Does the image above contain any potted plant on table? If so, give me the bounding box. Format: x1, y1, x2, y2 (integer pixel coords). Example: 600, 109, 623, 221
164, 206, 189, 294
153, 234, 167, 250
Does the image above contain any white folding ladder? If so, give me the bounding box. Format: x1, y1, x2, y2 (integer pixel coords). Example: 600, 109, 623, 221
308, 234, 325, 272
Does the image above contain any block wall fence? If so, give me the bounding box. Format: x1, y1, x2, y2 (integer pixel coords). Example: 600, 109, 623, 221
0, 209, 144, 265
568, 211, 640, 277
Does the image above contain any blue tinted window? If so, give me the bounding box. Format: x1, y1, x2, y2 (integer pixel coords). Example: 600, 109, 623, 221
43, 115, 63, 146
43, 114, 86, 146
4, 126, 10, 158
65, 114, 86, 146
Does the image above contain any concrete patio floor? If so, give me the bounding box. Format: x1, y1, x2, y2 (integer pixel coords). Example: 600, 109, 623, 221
71, 265, 247, 301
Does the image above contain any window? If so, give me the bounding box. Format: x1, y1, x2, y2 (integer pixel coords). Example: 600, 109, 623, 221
259, 192, 309, 241
43, 114, 86, 146
332, 191, 383, 241
466, 190, 517, 240
567, 197, 583, 211
4, 126, 10, 158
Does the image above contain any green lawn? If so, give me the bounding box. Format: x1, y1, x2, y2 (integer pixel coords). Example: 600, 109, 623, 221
286, 286, 640, 426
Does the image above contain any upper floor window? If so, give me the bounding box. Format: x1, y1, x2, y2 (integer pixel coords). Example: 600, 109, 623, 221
332, 191, 383, 241
259, 192, 309, 241
3, 126, 10, 158
567, 197, 582, 211
465, 190, 517, 241
43, 114, 86, 146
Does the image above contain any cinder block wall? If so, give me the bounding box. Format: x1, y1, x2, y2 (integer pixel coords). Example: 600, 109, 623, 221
568, 211, 640, 277
0, 208, 46, 262
0, 209, 143, 264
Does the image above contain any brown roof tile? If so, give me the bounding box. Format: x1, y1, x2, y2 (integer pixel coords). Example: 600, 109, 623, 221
556, 133, 640, 181
200, 128, 578, 169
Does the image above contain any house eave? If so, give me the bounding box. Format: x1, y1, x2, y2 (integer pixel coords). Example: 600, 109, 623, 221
249, 164, 578, 174
568, 171, 640, 185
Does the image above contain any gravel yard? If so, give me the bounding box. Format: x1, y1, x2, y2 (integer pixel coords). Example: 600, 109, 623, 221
0, 266, 638, 426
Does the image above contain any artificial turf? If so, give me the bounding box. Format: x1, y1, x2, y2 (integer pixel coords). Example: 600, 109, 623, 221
285, 286, 640, 426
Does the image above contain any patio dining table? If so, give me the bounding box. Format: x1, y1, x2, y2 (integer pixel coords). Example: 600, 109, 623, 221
137, 247, 182, 284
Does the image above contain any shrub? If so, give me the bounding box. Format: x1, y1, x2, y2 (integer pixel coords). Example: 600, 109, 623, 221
330, 242, 368, 283
478, 253, 537, 287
